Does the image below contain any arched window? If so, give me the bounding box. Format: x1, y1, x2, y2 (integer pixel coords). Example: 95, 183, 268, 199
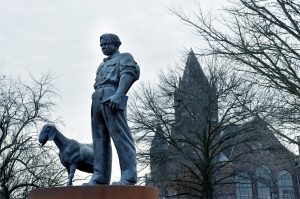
256, 165, 272, 199
278, 170, 295, 199
235, 172, 253, 199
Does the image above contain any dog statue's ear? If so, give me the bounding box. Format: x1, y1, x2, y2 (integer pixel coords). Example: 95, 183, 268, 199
48, 130, 56, 141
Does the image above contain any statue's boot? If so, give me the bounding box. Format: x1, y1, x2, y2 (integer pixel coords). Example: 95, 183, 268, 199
111, 180, 135, 185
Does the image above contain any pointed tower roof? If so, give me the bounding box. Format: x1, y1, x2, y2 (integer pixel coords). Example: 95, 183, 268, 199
181, 49, 207, 86
173, 49, 218, 138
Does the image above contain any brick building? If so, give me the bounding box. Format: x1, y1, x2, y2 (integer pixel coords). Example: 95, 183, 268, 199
149, 50, 300, 199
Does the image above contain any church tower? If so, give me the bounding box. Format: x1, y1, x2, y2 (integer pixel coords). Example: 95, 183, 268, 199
149, 50, 219, 198
173, 49, 218, 139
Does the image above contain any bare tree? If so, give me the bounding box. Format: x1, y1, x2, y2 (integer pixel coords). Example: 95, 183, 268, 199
129, 54, 270, 198
172, 0, 300, 145
0, 74, 66, 199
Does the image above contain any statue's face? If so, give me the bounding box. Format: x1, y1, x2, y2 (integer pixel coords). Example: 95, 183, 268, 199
100, 39, 118, 56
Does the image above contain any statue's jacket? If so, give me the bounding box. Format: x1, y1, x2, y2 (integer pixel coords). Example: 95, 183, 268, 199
93, 52, 140, 109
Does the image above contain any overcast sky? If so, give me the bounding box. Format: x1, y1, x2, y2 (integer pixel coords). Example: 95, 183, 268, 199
0, 0, 226, 181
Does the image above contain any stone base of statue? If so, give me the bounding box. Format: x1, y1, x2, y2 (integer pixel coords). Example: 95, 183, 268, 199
29, 185, 159, 199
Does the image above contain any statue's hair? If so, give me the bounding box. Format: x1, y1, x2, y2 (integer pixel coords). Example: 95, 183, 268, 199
100, 33, 122, 47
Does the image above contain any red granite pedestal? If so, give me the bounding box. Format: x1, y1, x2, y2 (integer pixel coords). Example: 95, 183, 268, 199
29, 185, 159, 199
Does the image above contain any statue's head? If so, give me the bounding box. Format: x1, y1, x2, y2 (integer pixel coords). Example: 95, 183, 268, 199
100, 33, 122, 56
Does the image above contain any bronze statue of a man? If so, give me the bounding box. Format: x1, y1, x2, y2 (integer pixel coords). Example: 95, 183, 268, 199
85, 33, 140, 185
